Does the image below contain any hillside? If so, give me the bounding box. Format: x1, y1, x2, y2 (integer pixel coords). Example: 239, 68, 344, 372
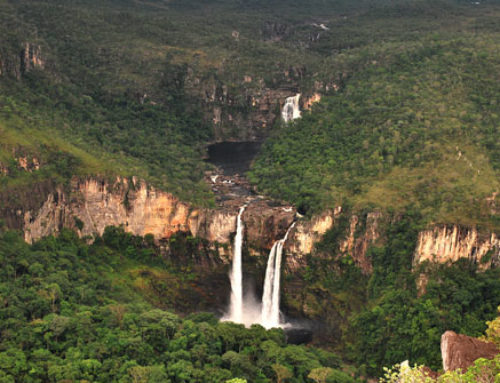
0, 0, 499, 381
250, 35, 500, 229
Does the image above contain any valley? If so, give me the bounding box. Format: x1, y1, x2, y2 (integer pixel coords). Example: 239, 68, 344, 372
0, 0, 499, 382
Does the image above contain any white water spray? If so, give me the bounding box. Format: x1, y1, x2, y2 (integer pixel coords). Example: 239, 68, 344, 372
226, 205, 246, 323
261, 223, 296, 329
282, 94, 302, 123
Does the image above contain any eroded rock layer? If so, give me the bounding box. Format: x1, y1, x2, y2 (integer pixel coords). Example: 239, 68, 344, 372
414, 225, 500, 267
21, 177, 296, 257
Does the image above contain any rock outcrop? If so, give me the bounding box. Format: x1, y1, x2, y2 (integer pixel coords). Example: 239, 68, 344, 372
414, 225, 500, 268
23, 178, 202, 244
340, 212, 382, 273
20, 177, 296, 259
286, 209, 337, 270
441, 331, 499, 372
0, 42, 44, 78
195, 80, 297, 141
285, 209, 382, 273
20, 43, 44, 73
12, 175, 499, 274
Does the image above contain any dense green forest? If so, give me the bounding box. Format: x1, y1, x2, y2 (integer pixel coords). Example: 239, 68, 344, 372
0, 227, 357, 383
286, 211, 500, 375
250, 34, 500, 229
2, 0, 498, 221
0, 226, 498, 382
1, 0, 499, 381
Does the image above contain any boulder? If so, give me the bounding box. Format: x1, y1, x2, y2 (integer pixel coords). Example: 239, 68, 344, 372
441, 330, 499, 372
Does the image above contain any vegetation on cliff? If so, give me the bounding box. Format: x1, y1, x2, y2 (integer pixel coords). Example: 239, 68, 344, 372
250, 33, 500, 229
380, 309, 500, 382
0, 0, 499, 380
284, 211, 500, 376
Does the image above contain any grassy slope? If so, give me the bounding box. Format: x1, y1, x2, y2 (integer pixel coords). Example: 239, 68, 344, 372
249, 4, 500, 230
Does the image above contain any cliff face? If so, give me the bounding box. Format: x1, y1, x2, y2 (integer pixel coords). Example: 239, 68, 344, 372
13, 176, 500, 272
184, 68, 332, 142
285, 209, 382, 273
21, 177, 296, 258
23, 178, 201, 243
286, 209, 337, 270
195, 79, 297, 141
340, 212, 382, 273
0, 42, 44, 78
414, 225, 500, 268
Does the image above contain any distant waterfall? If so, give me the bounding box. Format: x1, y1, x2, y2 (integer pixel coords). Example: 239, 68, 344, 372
261, 223, 296, 329
282, 94, 302, 123
226, 205, 246, 323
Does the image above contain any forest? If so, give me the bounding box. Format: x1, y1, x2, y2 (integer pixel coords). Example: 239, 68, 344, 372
0, 225, 498, 382
0, 227, 355, 383
0, 0, 499, 381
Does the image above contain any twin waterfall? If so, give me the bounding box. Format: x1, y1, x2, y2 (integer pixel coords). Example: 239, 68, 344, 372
223, 92, 302, 327
224, 206, 295, 329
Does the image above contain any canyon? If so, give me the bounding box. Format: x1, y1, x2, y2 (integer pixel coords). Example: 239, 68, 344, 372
11, 175, 499, 273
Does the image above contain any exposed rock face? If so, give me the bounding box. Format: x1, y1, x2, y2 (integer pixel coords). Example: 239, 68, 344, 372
21, 43, 44, 73
183, 60, 325, 142
414, 225, 500, 267
0, 42, 44, 78
286, 209, 337, 270
23, 178, 205, 244
243, 200, 295, 251
195, 80, 298, 141
285, 209, 381, 273
303, 93, 322, 110
21, 177, 296, 259
441, 331, 499, 372
14, 175, 499, 276
340, 212, 382, 273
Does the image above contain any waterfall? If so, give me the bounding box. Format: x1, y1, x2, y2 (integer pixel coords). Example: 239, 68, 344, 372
261, 223, 296, 329
226, 205, 246, 323
282, 94, 302, 123
224, 206, 296, 329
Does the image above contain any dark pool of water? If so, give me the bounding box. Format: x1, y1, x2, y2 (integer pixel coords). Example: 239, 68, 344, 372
206, 141, 262, 176
285, 327, 314, 345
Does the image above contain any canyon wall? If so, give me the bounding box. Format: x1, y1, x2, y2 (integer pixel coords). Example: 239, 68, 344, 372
9, 176, 500, 271
183, 68, 329, 142
414, 225, 500, 268
285, 209, 382, 273
20, 177, 295, 258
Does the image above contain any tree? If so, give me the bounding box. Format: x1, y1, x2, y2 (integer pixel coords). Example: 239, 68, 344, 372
483, 306, 500, 346
272, 364, 293, 383
308, 367, 334, 383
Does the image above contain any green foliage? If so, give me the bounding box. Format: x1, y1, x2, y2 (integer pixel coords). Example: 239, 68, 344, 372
0, 229, 345, 383
483, 306, 500, 347
289, 210, 500, 377
381, 355, 500, 383
250, 33, 500, 230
